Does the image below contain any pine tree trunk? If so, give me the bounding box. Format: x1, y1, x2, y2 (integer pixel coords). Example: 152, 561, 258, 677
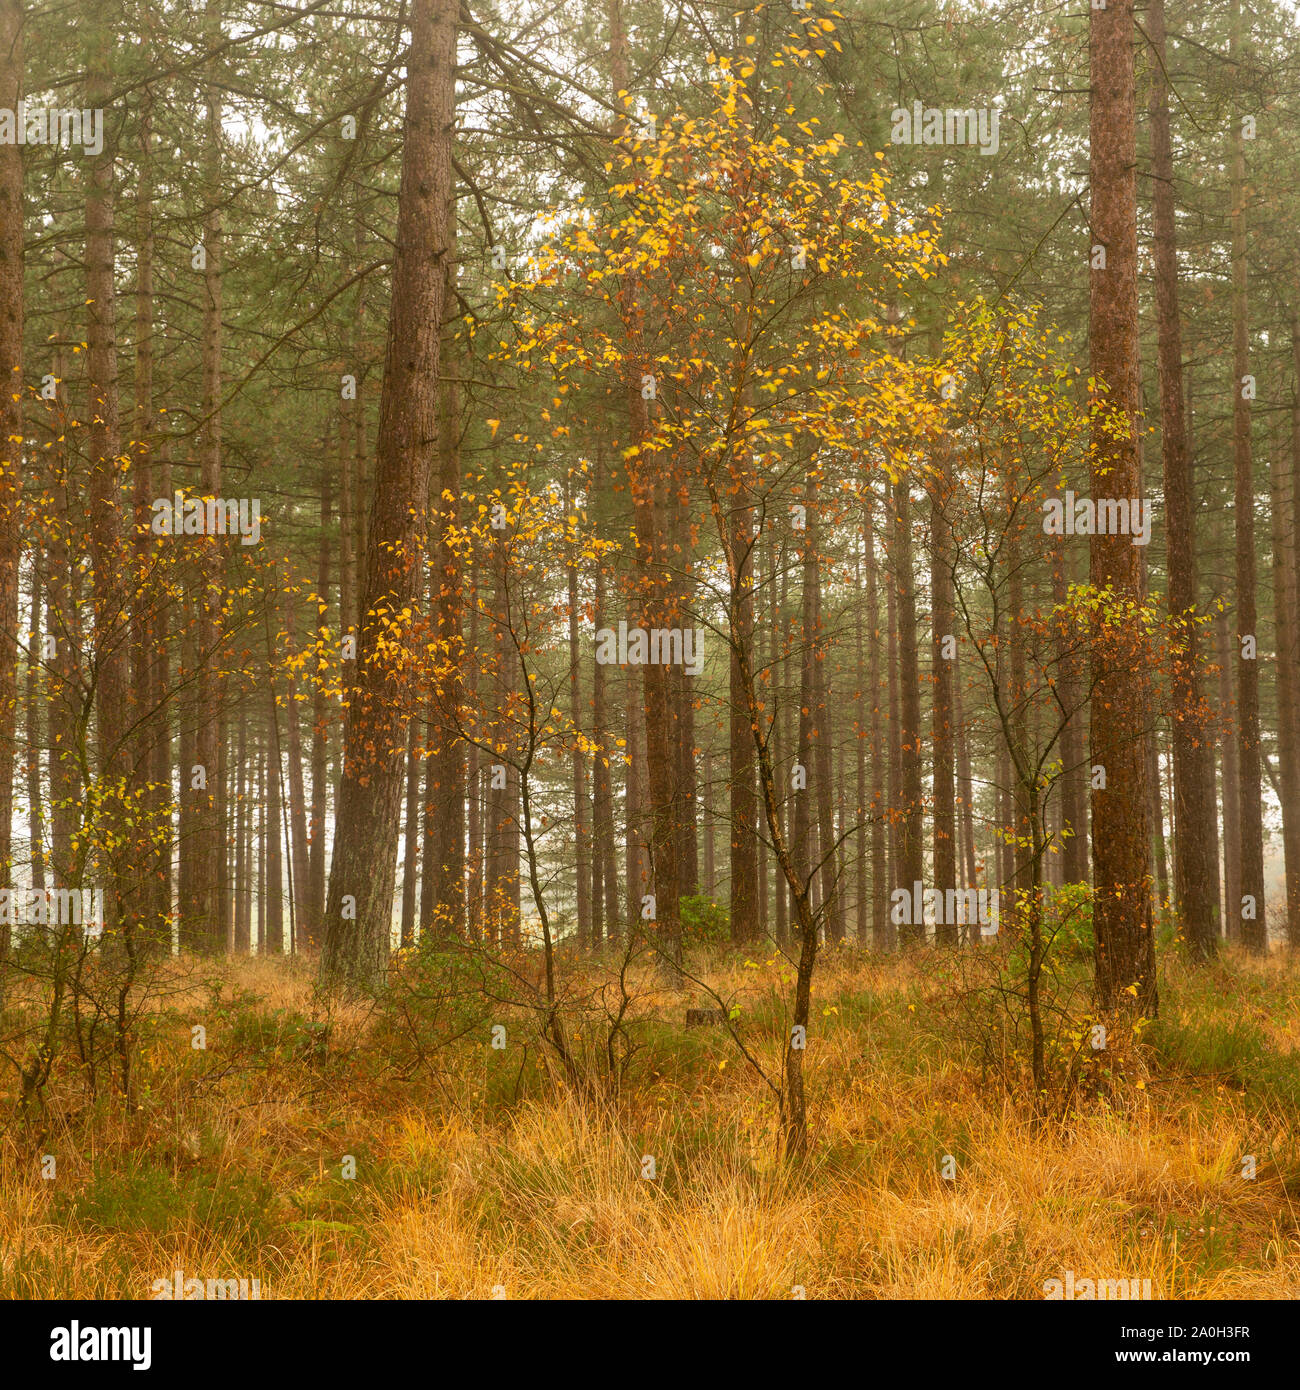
130, 93, 168, 943
25, 550, 42, 893
234, 719, 249, 954
866, 491, 889, 950
809, 477, 842, 941
323, 0, 457, 980
931, 486, 957, 945
1216, 604, 1241, 942
591, 538, 618, 943
854, 542, 867, 942
625, 660, 647, 933
401, 719, 420, 947
306, 476, 331, 945
0, 0, 18, 962
85, 21, 133, 931
727, 483, 758, 943
893, 474, 924, 945
1148, 0, 1218, 953
1269, 435, 1300, 947
265, 711, 284, 955
1089, 0, 1157, 1011
423, 189, 464, 937
1051, 533, 1089, 883
1229, 0, 1265, 954
566, 474, 590, 947
675, 490, 698, 898
953, 665, 978, 906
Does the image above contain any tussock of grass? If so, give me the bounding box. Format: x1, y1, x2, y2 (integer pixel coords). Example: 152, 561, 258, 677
1, 946, 1297, 1298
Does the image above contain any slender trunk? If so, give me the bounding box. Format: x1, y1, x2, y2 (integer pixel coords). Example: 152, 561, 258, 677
306, 476, 331, 945
809, 478, 842, 941
0, 0, 18, 960
675, 490, 698, 899
401, 719, 420, 947
954, 665, 978, 901
1149, 0, 1217, 952
591, 535, 618, 942
931, 485, 956, 945
423, 188, 465, 937
893, 474, 924, 945
1229, 0, 1265, 954
86, 22, 133, 929
566, 475, 590, 947
25, 551, 42, 892
1270, 431, 1300, 947
1217, 604, 1241, 942
265, 711, 284, 955
233, 719, 249, 954
624, 660, 647, 934
866, 492, 888, 950
727, 479, 758, 943
854, 544, 867, 942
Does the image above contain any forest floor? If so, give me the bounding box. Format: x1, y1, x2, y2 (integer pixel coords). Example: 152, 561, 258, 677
2, 941, 1297, 1299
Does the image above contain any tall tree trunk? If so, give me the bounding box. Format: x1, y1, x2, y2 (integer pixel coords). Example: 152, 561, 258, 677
675, 489, 698, 900
85, 21, 134, 937
265, 709, 285, 955
180, 4, 227, 951
1149, 0, 1218, 954
793, 482, 816, 920
1052, 532, 1088, 883
629, 395, 681, 978
953, 663, 978, 905
893, 474, 924, 945
809, 477, 842, 941
0, 0, 18, 965
25, 553, 43, 892
338, 404, 357, 668
1216, 604, 1241, 943
727, 475, 758, 944
1270, 434, 1300, 947
234, 718, 249, 954
931, 485, 957, 945
566, 473, 590, 946
422, 188, 465, 937
401, 719, 420, 946
624, 659, 647, 934
866, 491, 889, 950
130, 91, 168, 943
854, 542, 867, 942
483, 540, 520, 946
590, 530, 618, 942
256, 745, 266, 950
1089, 0, 1157, 1012
1229, 0, 1265, 954
323, 0, 457, 980
306, 475, 331, 945
278, 600, 312, 937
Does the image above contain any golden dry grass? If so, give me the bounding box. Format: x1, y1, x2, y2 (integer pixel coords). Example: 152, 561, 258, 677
1, 945, 1297, 1299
